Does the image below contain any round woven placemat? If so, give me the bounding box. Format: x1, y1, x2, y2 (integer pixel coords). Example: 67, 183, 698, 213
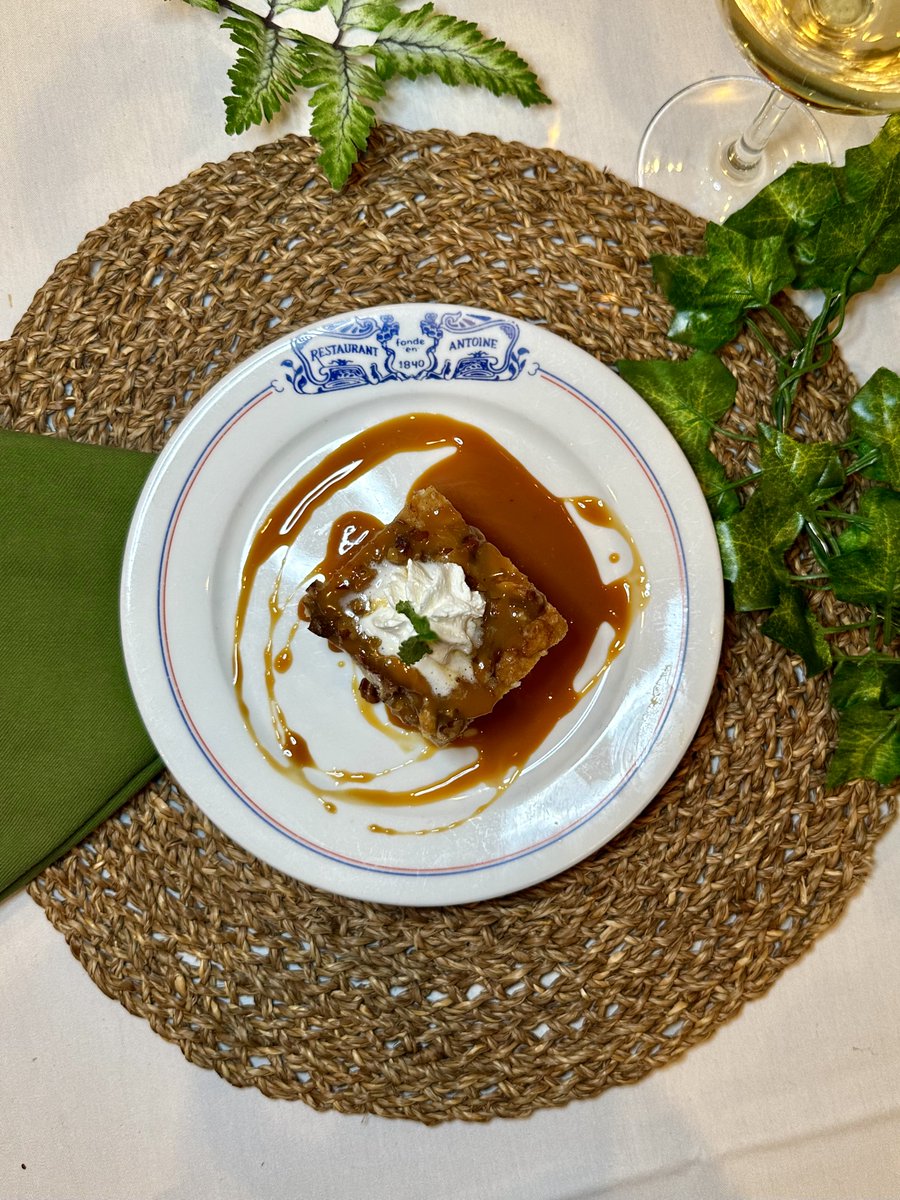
4, 125, 897, 1123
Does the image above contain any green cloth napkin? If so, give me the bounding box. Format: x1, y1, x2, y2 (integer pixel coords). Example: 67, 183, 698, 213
0, 429, 163, 901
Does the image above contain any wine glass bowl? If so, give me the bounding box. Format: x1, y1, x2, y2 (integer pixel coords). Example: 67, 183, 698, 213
723, 0, 900, 114
638, 0, 900, 221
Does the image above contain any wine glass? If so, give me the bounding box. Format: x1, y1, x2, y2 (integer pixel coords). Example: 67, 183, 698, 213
638, 0, 900, 221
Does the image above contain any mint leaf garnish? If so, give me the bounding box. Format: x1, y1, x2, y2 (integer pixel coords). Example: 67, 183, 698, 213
395, 599, 438, 665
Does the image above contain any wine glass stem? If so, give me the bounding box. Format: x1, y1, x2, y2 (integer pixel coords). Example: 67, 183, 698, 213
722, 88, 792, 177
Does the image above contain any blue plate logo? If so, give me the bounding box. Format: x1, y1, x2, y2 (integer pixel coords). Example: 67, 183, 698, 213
283, 310, 529, 394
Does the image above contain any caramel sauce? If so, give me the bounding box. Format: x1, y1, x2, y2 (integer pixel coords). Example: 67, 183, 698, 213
351, 674, 430, 749
233, 413, 645, 824
280, 726, 313, 767
305, 487, 571, 732
368, 793, 498, 837
233, 555, 314, 773
317, 510, 385, 577
568, 495, 615, 527
564, 493, 649, 697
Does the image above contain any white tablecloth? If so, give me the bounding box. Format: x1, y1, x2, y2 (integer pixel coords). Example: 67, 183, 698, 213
2, 3, 899, 1197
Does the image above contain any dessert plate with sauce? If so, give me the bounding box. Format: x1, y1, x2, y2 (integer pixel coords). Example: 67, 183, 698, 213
121, 304, 724, 905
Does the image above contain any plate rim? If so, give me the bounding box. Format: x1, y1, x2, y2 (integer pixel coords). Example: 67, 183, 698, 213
121, 301, 724, 905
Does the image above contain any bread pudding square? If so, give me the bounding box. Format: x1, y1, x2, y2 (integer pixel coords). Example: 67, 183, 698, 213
301, 486, 568, 746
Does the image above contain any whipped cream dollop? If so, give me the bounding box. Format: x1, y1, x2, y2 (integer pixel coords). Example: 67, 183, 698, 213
352, 559, 485, 696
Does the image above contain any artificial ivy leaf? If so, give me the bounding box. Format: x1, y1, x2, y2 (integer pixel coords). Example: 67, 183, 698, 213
370, 2, 550, 106
851, 159, 900, 292
827, 600, 900, 791
760, 584, 832, 676
716, 490, 799, 611
302, 44, 385, 189
830, 656, 900, 711
755, 423, 846, 512
222, 16, 313, 134
827, 701, 900, 786
825, 487, 900, 619
793, 156, 900, 294
616, 353, 739, 519
651, 223, 795, 350
664, 307, 744, 352
884, 663, 900, 710
329, 0, 401, 29
724, 161, 841, 244
789, 117, 900, 290
716, 425, 845, 611
841, 113, 900, 203
849, 367, 900, 488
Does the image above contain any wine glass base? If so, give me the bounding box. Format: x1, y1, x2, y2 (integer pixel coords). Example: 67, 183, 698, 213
637, 76, 831, 222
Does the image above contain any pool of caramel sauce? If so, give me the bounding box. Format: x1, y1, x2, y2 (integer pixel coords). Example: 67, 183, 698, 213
233, 412, 645, 829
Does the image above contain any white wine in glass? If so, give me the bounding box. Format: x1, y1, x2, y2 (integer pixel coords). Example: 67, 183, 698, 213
724, 0, 900, 113
638, 0, 900, 220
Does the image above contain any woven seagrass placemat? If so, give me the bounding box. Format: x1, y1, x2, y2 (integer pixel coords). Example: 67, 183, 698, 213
3, 125, 897, 1123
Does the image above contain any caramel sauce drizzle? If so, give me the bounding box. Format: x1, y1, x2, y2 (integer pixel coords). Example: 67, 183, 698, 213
232, 413, 646, 831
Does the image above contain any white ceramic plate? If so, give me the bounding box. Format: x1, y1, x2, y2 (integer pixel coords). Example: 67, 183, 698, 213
121, 304, 723, 905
